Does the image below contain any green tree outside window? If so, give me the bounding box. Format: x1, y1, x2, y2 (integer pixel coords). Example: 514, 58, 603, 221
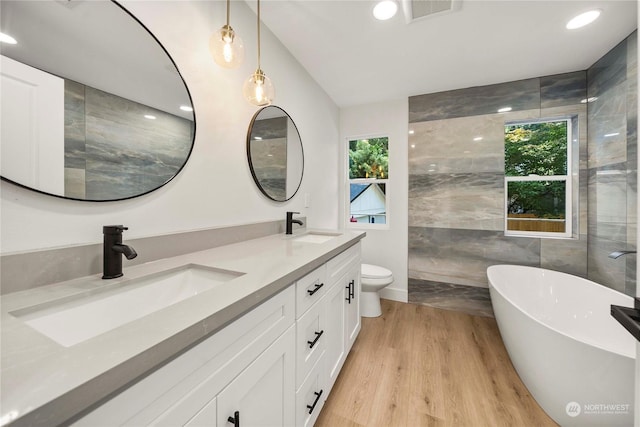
349, 138, 389, 179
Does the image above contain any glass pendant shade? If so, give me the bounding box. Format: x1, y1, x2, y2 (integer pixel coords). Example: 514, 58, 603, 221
210, 24, 244, 68
243, 68, 274, 106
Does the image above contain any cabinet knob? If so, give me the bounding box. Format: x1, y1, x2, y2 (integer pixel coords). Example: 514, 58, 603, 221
227, 411, 240, 427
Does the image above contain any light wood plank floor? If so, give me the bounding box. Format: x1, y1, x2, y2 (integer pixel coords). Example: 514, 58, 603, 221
316, 299, 558, 427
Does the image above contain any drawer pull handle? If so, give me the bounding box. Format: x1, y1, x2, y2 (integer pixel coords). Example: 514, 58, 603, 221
307, 390, 324, 414
227, 411, 240, 427
307, 330, 324, 348
346, 279, 355, 303
307, 282, 324, 296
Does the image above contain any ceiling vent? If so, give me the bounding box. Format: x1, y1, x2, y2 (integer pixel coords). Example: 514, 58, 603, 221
402, 0, 461, 23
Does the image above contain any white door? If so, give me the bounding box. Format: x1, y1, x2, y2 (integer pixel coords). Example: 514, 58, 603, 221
1, 55, 64, 195
217, 326, 295, 427
345, 266, 361, 352
324, 280, 347, 391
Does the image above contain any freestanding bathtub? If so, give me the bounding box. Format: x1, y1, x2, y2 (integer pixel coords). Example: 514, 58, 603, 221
487, 265, 635, 427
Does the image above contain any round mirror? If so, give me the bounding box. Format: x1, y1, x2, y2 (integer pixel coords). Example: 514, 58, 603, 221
247, 106, 304, 202
0, 0, 195, 201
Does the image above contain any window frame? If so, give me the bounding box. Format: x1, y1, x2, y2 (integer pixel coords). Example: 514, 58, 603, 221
503, 118, 573, 239
345, 135, 390, 230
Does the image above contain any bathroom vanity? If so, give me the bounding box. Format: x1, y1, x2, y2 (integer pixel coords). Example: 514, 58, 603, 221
0, 230, 364, 427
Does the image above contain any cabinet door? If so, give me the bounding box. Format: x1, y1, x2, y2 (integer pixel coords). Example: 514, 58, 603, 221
324, 279, 347, 391
184, 398, 216, 427
217, 325, 296, 427
344, 265, 361, 352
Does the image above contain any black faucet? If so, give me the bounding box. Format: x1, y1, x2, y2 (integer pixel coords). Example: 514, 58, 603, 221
286, 211, 304, 235
103, 225, 137, 279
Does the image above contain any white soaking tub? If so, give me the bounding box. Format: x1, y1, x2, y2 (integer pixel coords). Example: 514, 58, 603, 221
487, 265, 635, 426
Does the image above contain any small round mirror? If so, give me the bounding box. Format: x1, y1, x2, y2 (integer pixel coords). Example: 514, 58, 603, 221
247, 106, 304, 202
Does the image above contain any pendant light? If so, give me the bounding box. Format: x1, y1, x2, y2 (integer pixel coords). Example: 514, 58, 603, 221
243, 0, 274, 106
210, 0, 244, 68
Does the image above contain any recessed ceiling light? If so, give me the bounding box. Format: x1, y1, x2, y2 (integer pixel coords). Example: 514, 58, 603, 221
497, 107, 512, 113
580, 97, 598, 103
604, 132, 620, 137
144, 114, 156, 120
180, 105, 193, 112
408, 130, 415, 135
254, 136, 263, 140
373, 0, 397, 20
410, 144, 416, 148
473, 136, 483, 141
566, 9, 601, 30
0, 32, 17, 44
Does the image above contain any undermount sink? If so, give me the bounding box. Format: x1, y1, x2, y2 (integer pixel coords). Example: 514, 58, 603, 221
11, 265, 244, 347
291, 231, 342, 244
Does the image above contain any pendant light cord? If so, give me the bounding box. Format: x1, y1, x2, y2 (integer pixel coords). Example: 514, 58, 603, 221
226, 0, 230, 26
257, 0, 261, 69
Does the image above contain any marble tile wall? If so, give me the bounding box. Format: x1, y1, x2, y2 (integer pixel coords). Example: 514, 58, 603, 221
587, 31, 637, 296
408, 32, 638, 316
64, 81, 193, 200
408, 71, 591, 315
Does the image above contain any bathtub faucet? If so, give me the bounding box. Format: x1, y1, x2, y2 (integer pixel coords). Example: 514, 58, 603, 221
608, 250, 637, 259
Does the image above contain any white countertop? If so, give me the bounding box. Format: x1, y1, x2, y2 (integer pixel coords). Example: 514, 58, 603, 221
0, 230, 365, 427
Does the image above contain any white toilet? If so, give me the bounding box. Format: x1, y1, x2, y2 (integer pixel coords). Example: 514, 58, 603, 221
360, 263, 394, 317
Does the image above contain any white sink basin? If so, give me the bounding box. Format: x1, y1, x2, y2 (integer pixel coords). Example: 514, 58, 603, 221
11, 265, 244, 347
292, 231, 342, 244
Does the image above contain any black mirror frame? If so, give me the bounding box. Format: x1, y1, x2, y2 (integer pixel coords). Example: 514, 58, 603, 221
246, 106, 304, 202
0, 0, 196, 202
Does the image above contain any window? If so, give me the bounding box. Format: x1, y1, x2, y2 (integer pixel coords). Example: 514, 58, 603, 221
347, 137, 388, 226
504, 119, 572, 238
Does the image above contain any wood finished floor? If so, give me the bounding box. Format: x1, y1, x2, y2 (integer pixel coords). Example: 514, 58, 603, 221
315, 299, 558, 427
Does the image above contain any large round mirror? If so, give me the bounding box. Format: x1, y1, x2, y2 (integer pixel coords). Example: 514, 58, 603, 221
0, 0, 195, 201
247, 106, 304, 202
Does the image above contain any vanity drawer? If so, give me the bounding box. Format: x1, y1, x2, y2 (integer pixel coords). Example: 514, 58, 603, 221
296, 264, 327, 318
296, 295, 326, 388
296, 354, 327, 427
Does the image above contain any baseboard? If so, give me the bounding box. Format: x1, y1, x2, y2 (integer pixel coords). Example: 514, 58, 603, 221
380, 287, 408, 303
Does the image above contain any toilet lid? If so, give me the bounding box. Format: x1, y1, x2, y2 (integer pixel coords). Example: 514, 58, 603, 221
361, 263, 393, 279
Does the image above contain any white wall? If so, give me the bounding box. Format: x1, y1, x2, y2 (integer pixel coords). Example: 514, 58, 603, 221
340, 99, 408, 302
0, 0, 340, 254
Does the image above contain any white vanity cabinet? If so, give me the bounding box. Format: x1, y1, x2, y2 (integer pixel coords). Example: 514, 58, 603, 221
324, 244, 361, 391
72, 242, 361, 427
215, 326, 296, 427
73, 287, 296, 427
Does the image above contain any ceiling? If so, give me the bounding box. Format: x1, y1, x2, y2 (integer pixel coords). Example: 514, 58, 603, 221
254, 0, 638, 108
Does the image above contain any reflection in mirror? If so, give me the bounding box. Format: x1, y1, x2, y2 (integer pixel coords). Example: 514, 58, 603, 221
247, 106, 304, 202
0, 0, 195, 201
